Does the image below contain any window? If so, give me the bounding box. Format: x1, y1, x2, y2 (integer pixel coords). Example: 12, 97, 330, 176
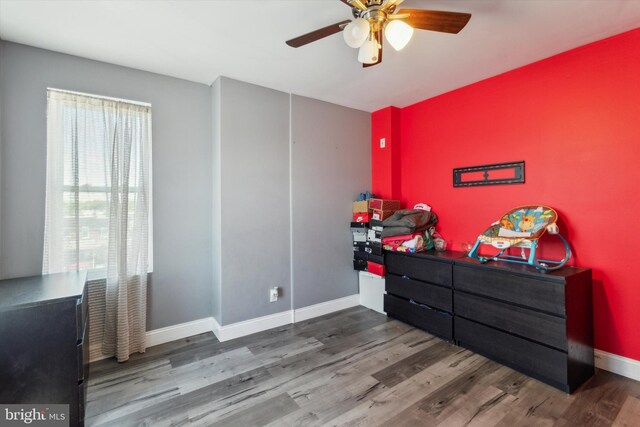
43, 88, 153, 276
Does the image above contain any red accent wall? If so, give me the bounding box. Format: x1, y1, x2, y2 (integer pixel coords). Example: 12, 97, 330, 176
371, 106, 401, 199
372, 28, 640, 361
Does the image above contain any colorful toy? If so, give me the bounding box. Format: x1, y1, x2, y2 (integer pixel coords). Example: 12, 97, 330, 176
357, 191, 375, 202
467, 205, 571, 271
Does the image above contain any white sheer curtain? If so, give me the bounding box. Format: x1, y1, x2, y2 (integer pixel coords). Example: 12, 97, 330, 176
44, 89, 152, 362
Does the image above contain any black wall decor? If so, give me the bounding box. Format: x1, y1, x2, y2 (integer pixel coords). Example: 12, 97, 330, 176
453, 161, 525, 187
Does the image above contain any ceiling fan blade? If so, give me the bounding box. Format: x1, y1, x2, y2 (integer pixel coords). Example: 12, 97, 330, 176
286, 20, 351, 48
397, 9, 471, 34
339, 0, 367, 11
363, 29, 383, 68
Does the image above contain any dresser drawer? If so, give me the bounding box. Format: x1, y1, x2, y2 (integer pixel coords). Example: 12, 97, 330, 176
77, 342, 85, 382
454, 265, 565, 316
386, 274, 452, 312
78, 380, 86, 423
455, 317, 568, 391
77, 316, 89, 382
384, 294, 453, 341
76, 284, 88, 342
455, 291, 567, 351
386, 253, 452, 287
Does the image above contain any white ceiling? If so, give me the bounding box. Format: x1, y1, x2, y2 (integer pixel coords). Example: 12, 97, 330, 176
1, 0, 640, 112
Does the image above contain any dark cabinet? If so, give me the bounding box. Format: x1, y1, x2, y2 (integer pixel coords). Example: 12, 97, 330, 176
384, 294, 453, 340
384, 252, 455, 341
386, 274, 452, 312
0, 271, 88, 426
454, 291, 567, 351
386, 251, 453, 287
453, 259, 593, 393
454, 264, 566, 315
384, 251, 594, 393
455, 316, 571, 390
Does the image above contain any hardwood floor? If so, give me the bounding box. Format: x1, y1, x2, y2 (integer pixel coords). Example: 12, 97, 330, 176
86, 306, 640, 426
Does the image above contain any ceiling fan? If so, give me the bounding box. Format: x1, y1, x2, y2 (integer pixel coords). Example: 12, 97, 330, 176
285, 0, 471, 67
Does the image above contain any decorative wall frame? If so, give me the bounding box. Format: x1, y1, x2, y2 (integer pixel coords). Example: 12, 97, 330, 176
453, 161, 525, 187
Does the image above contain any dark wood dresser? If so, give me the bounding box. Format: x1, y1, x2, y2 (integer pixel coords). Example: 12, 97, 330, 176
384, 251, 594, 393
0, 271, 88, 426
384, 251, 459, 341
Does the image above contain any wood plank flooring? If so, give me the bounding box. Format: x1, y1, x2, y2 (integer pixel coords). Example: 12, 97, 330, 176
86, 307, 640, 426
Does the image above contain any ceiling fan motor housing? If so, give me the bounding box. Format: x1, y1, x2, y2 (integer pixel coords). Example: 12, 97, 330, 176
352, 0, 392, 19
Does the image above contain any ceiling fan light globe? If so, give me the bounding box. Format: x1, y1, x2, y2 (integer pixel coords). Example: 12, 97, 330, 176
357, 38, 378, 64
385, 19, 414, 51
343, 18, 370, 48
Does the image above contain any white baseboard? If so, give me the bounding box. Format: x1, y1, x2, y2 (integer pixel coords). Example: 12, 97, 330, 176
213, 310, 292, 342
145, 317, 215, 348
90, 295, 361, 361
212, 294, 360, 342
595, 349, 640, 382
90, 317, 215, 363
294, 294, 360, 322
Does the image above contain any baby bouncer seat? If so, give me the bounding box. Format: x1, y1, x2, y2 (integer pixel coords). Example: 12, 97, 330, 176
467, 205, 571, 271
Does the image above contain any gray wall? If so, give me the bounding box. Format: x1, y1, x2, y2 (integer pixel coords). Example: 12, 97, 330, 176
211, 79, 222, 324
291, 95, 371, 308
213, 79, 371, 325
0, 41, 371, 331
0, 41, 213, 330
217, 77, 292, 325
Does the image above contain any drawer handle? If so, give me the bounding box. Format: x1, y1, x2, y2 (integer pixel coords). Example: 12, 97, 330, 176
410, 299, 452, 317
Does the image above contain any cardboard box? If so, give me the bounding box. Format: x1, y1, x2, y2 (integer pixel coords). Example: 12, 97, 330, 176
365, 241, 383, 256
369, 199, 401, 211
352, 200, 370, 213
353, 250, 368, 261
367, 229, 382, 243
370, 219, 384, 231
350, 222, 368, 231
359, 271, 385, 314
353, 259, 368, 271
372, 209, 394, 221
353, 242, 366, 252
352, 230, 367, 242
353, 212, 372, 223
367, 261, 386, 277
368, 253, 384, 264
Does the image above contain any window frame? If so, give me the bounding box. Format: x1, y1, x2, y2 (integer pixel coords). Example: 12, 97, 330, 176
45, 88, 154, 278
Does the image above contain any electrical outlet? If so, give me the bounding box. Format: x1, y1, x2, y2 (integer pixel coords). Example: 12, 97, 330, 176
270, 286, 279, 302
380, 138, 386, 148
